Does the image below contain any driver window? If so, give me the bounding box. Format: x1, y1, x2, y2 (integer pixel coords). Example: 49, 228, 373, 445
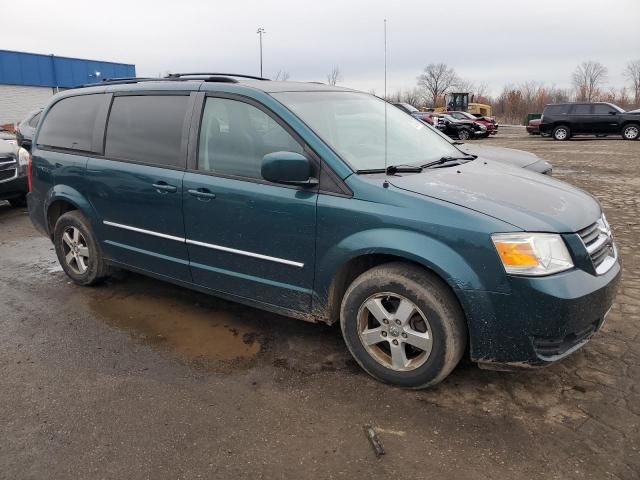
198, 97, 304, 179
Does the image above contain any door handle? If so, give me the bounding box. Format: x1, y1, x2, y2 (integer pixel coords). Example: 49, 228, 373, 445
188, 188, 216, 200
152, 182, 178, 194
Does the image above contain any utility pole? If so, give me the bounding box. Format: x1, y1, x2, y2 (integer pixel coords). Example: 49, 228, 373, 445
256, 27, 266, 77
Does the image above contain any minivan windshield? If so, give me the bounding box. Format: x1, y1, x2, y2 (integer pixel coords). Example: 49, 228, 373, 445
272, 91, 461, 171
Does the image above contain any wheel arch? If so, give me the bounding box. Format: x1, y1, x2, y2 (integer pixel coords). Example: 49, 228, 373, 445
45, 185, 96, 239
314, 230, 487, 327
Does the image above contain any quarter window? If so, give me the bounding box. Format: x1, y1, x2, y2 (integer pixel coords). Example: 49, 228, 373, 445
37, 94, 103, 152
198, 97, 303, 179
105, 95, 189, 168
543, 105, 567, 115
28, 112, 42, 127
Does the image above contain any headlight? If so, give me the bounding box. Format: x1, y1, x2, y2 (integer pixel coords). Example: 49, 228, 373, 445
18, 147, 30, 167
491, 233, 573, 276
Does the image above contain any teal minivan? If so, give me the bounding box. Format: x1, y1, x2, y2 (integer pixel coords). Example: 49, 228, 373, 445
27, 74, 620, 388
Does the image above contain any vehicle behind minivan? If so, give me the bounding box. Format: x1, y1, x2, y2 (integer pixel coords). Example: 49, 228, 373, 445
539, 102, 640, 140
27, 75, 621, 388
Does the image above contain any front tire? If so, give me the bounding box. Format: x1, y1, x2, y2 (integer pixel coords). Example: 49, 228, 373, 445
553, 125, 570, 141
622, 124, 639, 140
340, 262, 467, 389
53, 210, 110, 285
457, 129, 471, 141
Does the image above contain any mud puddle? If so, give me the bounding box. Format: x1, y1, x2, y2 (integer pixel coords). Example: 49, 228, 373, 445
89, 284, 262, 371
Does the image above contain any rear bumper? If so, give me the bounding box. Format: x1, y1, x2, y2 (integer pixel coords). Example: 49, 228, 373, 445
26, 191, 49, 236
457, 260, 621, 367
539, 122, 554, 135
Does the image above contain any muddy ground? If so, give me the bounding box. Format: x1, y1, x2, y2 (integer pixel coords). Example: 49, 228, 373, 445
1, 127, 638, 479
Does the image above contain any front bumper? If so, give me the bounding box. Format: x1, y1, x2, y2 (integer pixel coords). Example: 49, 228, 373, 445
457, 259, 621, 368
0, 175, 28, 200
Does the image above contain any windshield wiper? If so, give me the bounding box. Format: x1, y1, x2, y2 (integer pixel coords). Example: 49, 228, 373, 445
356, 156, 476, 175
356, 164, 423, 175
421, 155, 477, 169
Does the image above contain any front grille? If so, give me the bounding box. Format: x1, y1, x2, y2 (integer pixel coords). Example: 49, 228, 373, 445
532, 320, 599, 359
577, 217, 616, 275
0, 168, 16, 182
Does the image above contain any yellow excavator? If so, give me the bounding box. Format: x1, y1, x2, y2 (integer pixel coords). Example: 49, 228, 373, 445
433, 93, 492, 117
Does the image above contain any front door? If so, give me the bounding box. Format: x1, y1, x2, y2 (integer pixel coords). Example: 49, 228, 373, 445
182, 95, 318, 312
591, 103, 621, 134
86, 93, 193, 282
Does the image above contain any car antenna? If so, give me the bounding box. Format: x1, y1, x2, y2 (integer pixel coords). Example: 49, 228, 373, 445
383, 18, 388, 179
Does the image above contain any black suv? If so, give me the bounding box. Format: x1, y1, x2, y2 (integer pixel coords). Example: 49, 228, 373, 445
539, 102, 640, 141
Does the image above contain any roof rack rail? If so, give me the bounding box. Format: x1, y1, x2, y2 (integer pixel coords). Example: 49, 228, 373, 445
78, 77, 164, 87
165, 72, 270, 81
76, 73, 270, 89
101, 76, 156, 83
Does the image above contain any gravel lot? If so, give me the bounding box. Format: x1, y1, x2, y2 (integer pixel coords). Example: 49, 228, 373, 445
1, 127, 638, 479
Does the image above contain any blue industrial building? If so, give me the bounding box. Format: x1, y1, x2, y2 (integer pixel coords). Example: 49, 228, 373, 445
0, 50, 135, 124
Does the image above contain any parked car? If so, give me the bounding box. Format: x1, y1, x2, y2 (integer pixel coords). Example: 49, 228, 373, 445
432, 113, 488, 140
0, 139, 29, 207
16, 108, 43, 153
411, 115, 552, 174
539, 102, 640, 140
527, 118, 542, 135
0, 130, 17, 145
393, 103, 419, 115
28, 75, 620, 388
446, 111, 498, 135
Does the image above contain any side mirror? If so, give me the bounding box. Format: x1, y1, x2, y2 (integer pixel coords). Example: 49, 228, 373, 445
261, 151, 318, 186
609, 110, 617, 115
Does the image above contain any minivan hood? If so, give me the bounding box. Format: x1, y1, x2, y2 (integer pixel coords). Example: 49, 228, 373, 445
388, 160, 600, 232
456, 143, 539, 168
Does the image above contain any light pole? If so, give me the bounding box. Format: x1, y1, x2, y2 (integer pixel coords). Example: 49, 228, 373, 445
256, 27, 265, 77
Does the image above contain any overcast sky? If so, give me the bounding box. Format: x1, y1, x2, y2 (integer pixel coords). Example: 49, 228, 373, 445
4, 0, 639, 96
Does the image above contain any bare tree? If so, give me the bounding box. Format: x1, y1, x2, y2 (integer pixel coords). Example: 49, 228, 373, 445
402, 88, 422, 108
274, 70, 290, 81
326, 66, 342, 86
572, 61, 608, 101
454, 78, 491, 103
624, 59, 640, 106
416, 63, 458, 107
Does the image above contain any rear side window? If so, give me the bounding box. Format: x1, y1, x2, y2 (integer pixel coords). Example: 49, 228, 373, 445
37, 95, 103, 152
105, 95, 189, 168
571, 104, 591, 115
543, 105, 568, 116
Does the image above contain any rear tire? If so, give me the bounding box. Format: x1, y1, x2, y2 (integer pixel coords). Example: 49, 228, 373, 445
53, 210, 110, 286
553, 125, 570, 141
622, 124, 639, 140
340, 262, 467, 389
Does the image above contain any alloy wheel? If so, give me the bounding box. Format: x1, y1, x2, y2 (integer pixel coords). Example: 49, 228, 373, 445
61, 226, 90, 275
357, 293, 433, 372
624, 125, 639, 140
555, 128, 568, 140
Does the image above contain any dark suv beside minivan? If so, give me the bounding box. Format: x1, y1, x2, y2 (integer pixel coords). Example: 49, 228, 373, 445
539, 102, 640, 140
27, 74, 621, 388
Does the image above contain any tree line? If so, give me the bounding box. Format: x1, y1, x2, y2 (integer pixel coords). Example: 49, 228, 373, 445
386, 60, 640, 124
